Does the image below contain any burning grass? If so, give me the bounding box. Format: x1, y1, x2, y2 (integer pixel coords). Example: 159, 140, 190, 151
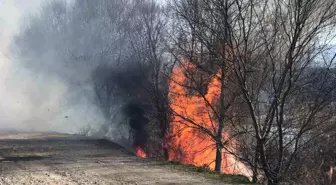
135, 146, 147, 158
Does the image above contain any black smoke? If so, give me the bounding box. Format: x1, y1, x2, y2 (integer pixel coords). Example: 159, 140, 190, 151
92, 61, 152, 149
123, 102, 149, 148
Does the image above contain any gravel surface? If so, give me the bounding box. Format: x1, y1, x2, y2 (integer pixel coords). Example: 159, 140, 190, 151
0, 133, 228, 185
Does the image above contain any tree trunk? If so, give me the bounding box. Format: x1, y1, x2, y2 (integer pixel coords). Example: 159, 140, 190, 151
214, 141, 223, 172
252, 173, 258, 183
215, 53, 226, 173
252, 145, 259, 183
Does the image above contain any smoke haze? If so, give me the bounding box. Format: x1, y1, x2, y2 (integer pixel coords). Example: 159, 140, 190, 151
0, 0, 104, 134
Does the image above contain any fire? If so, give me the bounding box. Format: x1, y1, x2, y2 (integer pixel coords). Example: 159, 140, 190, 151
135, 146, 147, 158
166, 61, 251, 177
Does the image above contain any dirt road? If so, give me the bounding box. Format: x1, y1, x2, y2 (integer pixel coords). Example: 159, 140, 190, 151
0, 133, 227, 185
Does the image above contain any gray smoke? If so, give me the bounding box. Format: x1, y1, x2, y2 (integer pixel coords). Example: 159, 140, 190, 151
0, 0, 121, 136
0, 0, 163, 152
0, 0, 85, 133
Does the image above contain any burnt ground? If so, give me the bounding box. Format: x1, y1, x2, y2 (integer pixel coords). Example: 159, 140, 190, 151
0, 133, 229, 185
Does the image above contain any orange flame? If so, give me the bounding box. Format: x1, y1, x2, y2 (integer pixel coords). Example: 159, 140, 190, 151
166, 61, 251, 177
135, 146, 147, 158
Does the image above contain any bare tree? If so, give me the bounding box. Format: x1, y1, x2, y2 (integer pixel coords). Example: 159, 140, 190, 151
167, 0, 242, 172
92, 0, 170, 156
168, 0, 336, 184
124, 0, 170, 157
223, 0, 336, 184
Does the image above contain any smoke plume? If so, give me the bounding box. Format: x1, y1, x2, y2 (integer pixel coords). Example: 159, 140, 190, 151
0, 0, 159, 152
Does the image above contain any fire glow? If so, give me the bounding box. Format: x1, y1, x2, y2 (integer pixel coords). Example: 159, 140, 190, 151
135, 61, 250, 178
135, 146, 147, 158
166, 61, 250, 176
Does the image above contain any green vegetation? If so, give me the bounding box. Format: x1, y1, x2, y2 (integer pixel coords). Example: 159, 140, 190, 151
166, 161, 258, 184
